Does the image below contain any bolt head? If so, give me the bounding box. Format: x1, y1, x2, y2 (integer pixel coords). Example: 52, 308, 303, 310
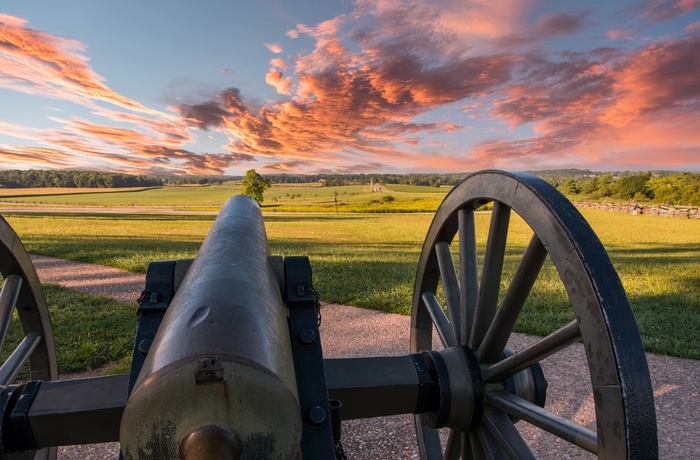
307, 405, 326, 426
298, 329, 316, 345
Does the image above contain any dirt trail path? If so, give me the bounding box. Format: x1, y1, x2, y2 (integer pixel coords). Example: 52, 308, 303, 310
30, 255, 699, 459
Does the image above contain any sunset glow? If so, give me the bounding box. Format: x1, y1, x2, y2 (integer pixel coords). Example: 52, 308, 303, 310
1, 1, 698, 175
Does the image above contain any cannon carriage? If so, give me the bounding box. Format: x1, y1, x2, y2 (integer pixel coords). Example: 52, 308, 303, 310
0, 171, 657, 459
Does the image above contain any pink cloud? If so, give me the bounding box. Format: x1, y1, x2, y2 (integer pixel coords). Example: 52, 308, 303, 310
605, 28, 636, 40
684, 20, 700, 31
264, 42, 283, 53
474, 33, 700, 168
270, 57, 289, 71
601, 34, 700, 127
355, 0, 527, 44
639, 0, 700, 22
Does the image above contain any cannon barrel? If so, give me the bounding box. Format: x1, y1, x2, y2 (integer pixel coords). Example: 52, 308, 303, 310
119, 195, 301, 459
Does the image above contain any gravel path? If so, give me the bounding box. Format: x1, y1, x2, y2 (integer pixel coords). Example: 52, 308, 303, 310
30, 255, 699, 459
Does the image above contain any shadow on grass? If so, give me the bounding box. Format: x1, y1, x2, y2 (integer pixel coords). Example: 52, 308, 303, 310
18, 234, 700, 360
24, 237, 204, 272
631, 292, 700, 359
605, 242, 700, 264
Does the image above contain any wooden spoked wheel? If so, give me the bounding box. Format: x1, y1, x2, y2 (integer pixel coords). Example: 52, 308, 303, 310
411, 171, 657, 459
0, 215, 57, 459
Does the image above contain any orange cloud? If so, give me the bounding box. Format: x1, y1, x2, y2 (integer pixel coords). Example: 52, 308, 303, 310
167, 2, 698, 172
0, 14, 241, 175
3, 4, 699, 175
265, 69, 292, 95
177, 2, 521, 169
0, 15, 154, 113
0, 146, 78, 168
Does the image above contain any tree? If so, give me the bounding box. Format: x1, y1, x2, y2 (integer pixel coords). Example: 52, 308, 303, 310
241, 169, 272, 204
556, 178, 582, 195
616, 173, 652, 200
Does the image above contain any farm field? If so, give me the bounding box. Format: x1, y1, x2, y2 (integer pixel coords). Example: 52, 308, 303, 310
0, 186, 157, 197
0, 182, 448, 212
0, 183, 240, 207
3, 208, 698, 360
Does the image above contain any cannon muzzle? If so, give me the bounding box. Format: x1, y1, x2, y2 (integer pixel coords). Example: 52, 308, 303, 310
120, 195, 301, 459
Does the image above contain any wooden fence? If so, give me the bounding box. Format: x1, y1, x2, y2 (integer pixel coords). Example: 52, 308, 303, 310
571, 201, 700, 219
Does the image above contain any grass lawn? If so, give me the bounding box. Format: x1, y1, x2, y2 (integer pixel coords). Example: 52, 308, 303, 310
2, 285, 136, 376
3, 209, 699, 361
0, 183, 448, 212
0, 184, 239, 207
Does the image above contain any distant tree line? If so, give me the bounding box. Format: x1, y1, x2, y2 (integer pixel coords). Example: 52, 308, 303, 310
2, 168, 698, 206
266, 173, 466, 187
165, 175, 240, 185
0, 169, 163, 188
547, 171, 700, 206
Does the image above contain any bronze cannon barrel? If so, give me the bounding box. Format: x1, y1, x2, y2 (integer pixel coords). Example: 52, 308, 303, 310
120, 195, 301, 459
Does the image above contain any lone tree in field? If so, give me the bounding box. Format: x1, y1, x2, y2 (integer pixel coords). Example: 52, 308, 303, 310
241, 169, 272, 204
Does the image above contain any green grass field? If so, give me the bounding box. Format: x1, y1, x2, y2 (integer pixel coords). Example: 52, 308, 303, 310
4, 208, 699, 364
0, 182, 448, 212
0, 184, 239, 207
2, 285, 136, 376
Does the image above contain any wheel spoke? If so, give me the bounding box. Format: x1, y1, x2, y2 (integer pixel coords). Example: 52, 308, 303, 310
471, 202, 510, 349
444, 429, 462, 460
476, 427, 504, 460
421, 292, 455, 348
458, 208, 478, 347
483, 410, 535, 459
415, 416, 443, 458
482, 320, 581, 383
478, 235, 547, 363
0, 274, 23, 351
460, 433, 471, 460
486, 390, 598, 454
436, 242, 461, 344
0, 332, 42, 386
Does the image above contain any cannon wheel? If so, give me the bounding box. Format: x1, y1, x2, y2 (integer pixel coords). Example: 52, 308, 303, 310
411, 171, 657, 458
0, 215, 57, 459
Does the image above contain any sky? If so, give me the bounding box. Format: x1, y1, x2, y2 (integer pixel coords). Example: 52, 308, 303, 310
0, 0, 699, 176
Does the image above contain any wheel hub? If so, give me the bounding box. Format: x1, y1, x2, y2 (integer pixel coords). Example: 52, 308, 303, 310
420, 346, 548, 432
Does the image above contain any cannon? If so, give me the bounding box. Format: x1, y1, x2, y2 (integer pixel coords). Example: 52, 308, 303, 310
0, 170, 657, 459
